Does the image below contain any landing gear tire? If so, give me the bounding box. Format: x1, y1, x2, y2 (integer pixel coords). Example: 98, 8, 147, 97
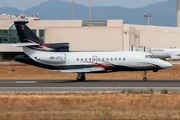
77, 73, 86, 81
77, 76, 85, 81
143, 71, 148, 81
143, 77, 147, 81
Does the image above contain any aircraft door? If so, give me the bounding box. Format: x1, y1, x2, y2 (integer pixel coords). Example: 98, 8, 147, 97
92, 56, 97, 63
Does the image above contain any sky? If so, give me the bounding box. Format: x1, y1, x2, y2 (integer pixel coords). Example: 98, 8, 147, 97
0, 0, 167, 11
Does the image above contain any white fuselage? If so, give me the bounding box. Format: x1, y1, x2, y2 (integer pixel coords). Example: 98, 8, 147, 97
23, 47, 172, 71
13, 21, 173, 81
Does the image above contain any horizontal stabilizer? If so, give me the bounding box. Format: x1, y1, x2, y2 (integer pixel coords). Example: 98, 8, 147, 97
9, 43, 40, 47
53, 67, 105, 73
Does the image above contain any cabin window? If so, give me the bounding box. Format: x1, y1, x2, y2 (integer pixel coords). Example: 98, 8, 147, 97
98, 58, 101, 61
111, 58, 113, 61
77, 58, 79, 61
102, 58, 104, 61
123, 58, 126, 61
115, 58, 117, 61
81, 58, 83, 61
106, 58, 109, 61
89, 58, 91, 61
85, 58, 87, 61
119, 58, 121, 61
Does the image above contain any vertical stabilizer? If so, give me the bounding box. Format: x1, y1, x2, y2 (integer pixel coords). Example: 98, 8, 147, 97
14, 21, 70, 52
14, 21, 44, 44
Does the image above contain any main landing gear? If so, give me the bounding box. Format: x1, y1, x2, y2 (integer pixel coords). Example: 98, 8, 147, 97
143, 71, 147, 81
76, 73, 86, 81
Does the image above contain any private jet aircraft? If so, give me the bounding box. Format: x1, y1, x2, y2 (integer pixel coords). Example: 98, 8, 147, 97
11, 21, 172, 81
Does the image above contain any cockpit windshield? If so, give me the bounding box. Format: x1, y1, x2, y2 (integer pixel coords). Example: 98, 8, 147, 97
145, 55, 157, 59
152, 55, 157, 58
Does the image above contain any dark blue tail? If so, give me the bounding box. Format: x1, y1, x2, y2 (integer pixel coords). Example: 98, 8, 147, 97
14, 21, 44, 44
14, 21, 70, 52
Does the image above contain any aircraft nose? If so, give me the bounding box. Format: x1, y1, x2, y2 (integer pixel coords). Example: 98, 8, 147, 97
161, 61, 172, 69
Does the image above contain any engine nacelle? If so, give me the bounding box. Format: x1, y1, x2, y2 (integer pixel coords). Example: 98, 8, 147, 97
35, 54, 66, 63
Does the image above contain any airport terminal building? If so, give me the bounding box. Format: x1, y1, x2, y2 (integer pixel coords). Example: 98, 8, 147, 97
1, 14, 180, 61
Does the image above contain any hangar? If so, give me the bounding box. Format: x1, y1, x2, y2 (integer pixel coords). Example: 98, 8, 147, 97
0, 10, 180, 61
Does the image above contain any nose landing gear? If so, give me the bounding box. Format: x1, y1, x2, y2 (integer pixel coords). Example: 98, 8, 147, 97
77, 73, 86, 81
143, 71, 147, 81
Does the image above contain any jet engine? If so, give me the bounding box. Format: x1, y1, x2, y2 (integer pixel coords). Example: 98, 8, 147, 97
171, 54, 180, 60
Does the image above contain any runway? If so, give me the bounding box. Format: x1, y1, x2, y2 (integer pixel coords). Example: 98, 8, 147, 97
0, 79, 180, 92
1, 79, 180, 87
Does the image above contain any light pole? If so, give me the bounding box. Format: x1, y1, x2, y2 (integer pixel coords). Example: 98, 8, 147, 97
4, 0, 7, 14
143, 13, 151, 26
89, 0, 91, 20
72, 0, 74, 20
177, 0, 180, 27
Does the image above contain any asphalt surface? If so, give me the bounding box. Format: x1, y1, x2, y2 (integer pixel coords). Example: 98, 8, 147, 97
0, 79, 179, 87
0, 79, 180, 92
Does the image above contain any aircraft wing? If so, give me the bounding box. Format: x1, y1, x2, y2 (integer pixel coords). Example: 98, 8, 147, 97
54, 67, 105, 73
